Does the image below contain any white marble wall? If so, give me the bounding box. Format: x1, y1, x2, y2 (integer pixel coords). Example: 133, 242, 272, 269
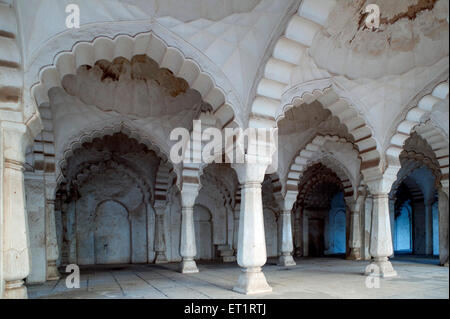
24, 175, 46, 283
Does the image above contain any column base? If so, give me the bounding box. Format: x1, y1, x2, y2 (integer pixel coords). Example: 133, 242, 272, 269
364, 257, 397, 278
179, 259, 199, 273
233, 267, 272, 295
155, 253, 168, 264
4, 280, 28, 299
278, 254, 296, 267
346, 248, 361, 260
46, 261, 61, 281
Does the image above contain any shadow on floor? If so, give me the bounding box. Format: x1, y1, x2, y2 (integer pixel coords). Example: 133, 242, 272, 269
391, 254, 440, 265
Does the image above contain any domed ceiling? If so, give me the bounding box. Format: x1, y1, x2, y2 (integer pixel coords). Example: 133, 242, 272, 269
310, 0, 449, 79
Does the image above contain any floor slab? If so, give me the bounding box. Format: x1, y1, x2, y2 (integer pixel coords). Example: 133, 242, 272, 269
27, 256, 449, 299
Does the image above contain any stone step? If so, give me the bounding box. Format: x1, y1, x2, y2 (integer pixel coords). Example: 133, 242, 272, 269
220, 250, 234, 257
222, 256, 236, 263
216, 244, 231, 251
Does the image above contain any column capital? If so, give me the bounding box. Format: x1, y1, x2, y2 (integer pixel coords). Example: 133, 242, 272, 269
180, 182, 200, 207
364, 168, 398, 195
232, 162, 268, 184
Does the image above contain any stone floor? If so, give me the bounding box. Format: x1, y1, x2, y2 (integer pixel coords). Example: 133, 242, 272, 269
27, 256, 449, 299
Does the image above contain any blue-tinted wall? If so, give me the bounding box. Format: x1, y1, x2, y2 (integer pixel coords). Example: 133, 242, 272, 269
394, 201, 412, 253
325, 192, 346, 254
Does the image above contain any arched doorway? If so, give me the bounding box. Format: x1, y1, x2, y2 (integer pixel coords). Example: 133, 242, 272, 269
94, 200, 131, 264
390, 133, 443, 263
294, 163, 349, 258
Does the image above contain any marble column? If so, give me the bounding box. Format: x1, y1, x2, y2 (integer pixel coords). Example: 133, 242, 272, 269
365, 192, 397, 277
67, 201, 77, 264
232, 163, 272, 294
154, 201, 168, 263
232, 203, 240, 253
179, 184, 199, 273
347, 197, 362, 260
362, 195, 373, 260
438, 188, 449, 266
389, 198, 395, 257
302, 212, 309, 257
425, 200, 434, 255
24, 173, 46, 284
294, 208, 302, 257
278, 192, 296, 266
347, 209, 362, 260
45, 181, 60, 281
2, 123, 32, 298
278, 210, 296, 266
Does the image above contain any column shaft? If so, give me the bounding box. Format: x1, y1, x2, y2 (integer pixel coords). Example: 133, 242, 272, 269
179, 206, 198, 273
233, 179, 272, 294
278, 210, 296, 266
2, 159, 29, 298
347, 210, 361, 260
438, 190, 449, 266
365, 193, 397, 277
154, 204, 167, 263
46, 198, 60, 281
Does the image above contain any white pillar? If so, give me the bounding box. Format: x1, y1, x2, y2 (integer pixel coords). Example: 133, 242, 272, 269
232, 163, 272, 294
303, 212, 309, 257
438, 188, 449, 266
365, 193, 397, 277
364, 173, 397, 277
179, 184, 199, 273
24, 173, 47, 284
1, 123, 32, 298
362, 195, 373, 260
389, 198, 395, 257
154, 201, 168, 263
67, 201, 77, 264
347, 196, 363, 260
45, 179, 60, 281
278, 191, 297, 266
294, 208, 302, 257
425, 200, 434, 255
232, 203, 240, 253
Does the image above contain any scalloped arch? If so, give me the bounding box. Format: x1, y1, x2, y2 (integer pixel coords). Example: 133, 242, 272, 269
31, 32, 238, 129
56, 122, 178, 187
73, 159, 153, 204
285, 134, 360, 200
278, 86, 380, 174
249, 0, 336, 128
386, 80, 449, 183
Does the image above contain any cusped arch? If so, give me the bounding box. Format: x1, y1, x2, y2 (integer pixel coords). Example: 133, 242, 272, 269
249, 0, 337, 128
285, 134, 360, 199
282, 86, 380, 172
56, 122, 178, 188
73, 160, 153, 204
31, 32, 239, 130
387, 80, 449, 183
